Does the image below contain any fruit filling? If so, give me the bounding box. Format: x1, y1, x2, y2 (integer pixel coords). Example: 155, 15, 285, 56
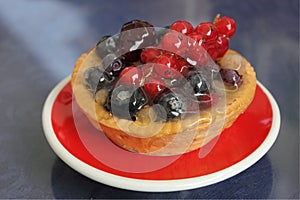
83, 16, 243, 121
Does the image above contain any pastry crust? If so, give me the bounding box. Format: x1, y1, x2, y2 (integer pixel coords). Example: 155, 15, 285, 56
71, 49, 256, 155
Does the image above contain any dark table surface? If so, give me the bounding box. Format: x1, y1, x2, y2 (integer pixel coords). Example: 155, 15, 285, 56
0, 0, 299, 199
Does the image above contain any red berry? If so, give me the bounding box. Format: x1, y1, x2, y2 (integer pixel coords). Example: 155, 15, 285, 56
154, 54, 181, 78
177, 58, 190, 75
199, 94, 219, 109
204, 40, 219, 60
140, 63, 153, 76
119, 66, 143, 86
187, 32, 206, 47
215, 35, 229, 58
186, 44, 208, 66
214, 16, 236, 38
170, 20, 193, 35
159, 31, 188, 57
140, 47, 162, 63
143, 76, 165, 96
194, 22, 218, 41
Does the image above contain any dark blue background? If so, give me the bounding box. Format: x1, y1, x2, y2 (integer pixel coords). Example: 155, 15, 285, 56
0, 0, 298, 198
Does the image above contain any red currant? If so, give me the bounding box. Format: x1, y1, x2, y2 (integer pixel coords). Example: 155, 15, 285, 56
187, 32, 205, 47
214, 16, 236, 38
194, 22, 218, 41
140, 47, 162, 63
154, 54, 181, 78
199, 94, 219, 109
170, 20, 193, 35
215, 35, 229, 57
119, 66, 143, 86
186, 44, 208, 66
159, 31, 188, 57
204, 40, 219, 60
177, 58, 190, 75
143, 76, 165, 96
140, 63, 153, 76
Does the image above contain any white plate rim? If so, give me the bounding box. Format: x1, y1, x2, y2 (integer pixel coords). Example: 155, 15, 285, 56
42, 76, 281, 192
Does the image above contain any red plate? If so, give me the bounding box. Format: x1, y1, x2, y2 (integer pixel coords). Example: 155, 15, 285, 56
43, 76, 280, 192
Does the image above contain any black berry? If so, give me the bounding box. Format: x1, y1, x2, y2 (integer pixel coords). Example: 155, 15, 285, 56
155, 90, 185, 119
84, 67, 114, 92
220, 68, 242, 86
185, 70, 210, 98
108, 85, 148, 120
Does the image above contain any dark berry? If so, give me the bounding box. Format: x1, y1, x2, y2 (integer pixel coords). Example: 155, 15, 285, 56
170, 20, 193, 35
84, 67, 114, 92
102, 54, 125, 77
185, 70, 210, 98
155, 90, 185, 119
220, 68, 242, 86
95, 35, 118, 58
129, 87, 149, 118
119, 20, 156, 62
110, 85, 148, 120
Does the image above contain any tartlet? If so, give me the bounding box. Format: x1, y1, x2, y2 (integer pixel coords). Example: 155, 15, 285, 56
71, 18, 256, 155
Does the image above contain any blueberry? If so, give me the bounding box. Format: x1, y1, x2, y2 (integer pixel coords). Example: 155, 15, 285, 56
220, 68, 242, 86
102, 54, 125, 77
185, 70, 210, 98
84, 67, 114, 92
108, 85, 148, 120
129, 87, 148, 116
118, 20, 156, 62
155, 90, 185, 119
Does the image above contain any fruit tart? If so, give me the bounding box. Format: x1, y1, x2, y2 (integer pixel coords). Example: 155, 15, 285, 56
71, 16, 256, 155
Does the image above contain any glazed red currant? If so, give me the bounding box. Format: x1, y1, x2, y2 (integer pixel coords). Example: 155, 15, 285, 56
214, 16, 236, 38
154, 54, 181, 78
194, 22, 218, 41
159, 31, 188, 56
187, 32, 205, 47
176, 58, 190, 75
204, 39, 219, 60
170, 20, 193, 35
140, 47, 162, 63
143, 76, 166, 96
119, 66, 143, 86
186, 44, 208, 66
199, 93, 219, 109
215, 35, 229, 57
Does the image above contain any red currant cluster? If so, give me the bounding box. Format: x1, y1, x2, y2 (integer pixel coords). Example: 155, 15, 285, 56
164, 16, 236, 62
87, 16, 237, 120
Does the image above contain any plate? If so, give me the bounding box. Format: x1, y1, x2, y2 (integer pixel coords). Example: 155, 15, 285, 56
42, 76, 280, 192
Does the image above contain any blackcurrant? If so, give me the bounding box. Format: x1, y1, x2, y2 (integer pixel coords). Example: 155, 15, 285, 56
155, 90, 185, 119
109, 85, 148, 120
220, 68, 242, 86
102, 53, 125, 77
84, 67, 114, 92
185, 70, 210, 98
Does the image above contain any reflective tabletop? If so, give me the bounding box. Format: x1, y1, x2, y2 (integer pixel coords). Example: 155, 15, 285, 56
0, 0, 298, 198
